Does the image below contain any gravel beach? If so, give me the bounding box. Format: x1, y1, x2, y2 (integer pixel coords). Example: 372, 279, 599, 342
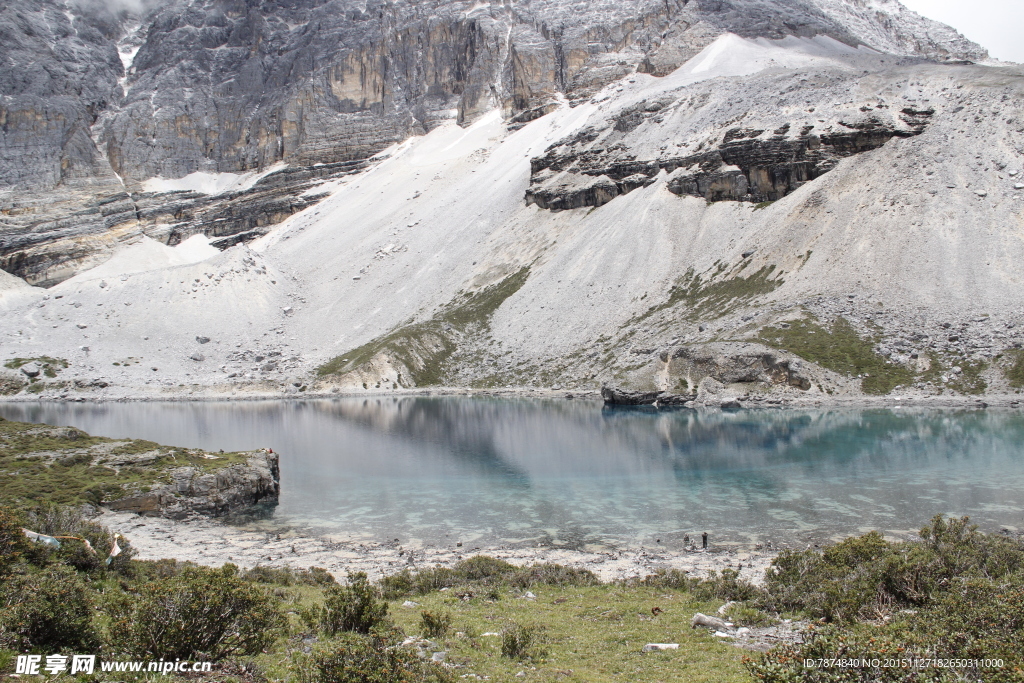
97, 510, 779, 585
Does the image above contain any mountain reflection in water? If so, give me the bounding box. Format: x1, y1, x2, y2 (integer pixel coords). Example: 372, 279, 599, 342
3, 398, 1023, 550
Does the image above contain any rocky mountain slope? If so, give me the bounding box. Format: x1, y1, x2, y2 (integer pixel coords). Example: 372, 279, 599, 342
2, 0, 986, 284
1, 0, 1022, 402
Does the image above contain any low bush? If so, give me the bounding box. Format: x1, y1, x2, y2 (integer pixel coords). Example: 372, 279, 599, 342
0, 506, 30, 576
307, 629, 451, 683
381, 557, 598, 598
501, 622, 544, 661
510, 563, 599, 589
690, 568, 761, 602
633, 567, 694, 590
0, 565, 98, 652
244, 565, 335, 586
747, 516, 1024, 681
108, 564, 284, 660
21, 503, 135, 574
307, 572, 389, 635
419, 610, 451, 639
723, 602, 775, 627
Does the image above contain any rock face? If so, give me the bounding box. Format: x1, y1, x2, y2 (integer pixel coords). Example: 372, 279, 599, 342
667, 345, 813, 391
526, 74, 936, 210
0, 0, 986, 284
107, 450, 280, 519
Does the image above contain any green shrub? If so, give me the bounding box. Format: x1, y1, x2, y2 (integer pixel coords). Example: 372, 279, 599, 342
634, 568, 695, 590
108, 564, 284, 660
381, 557, 517, 598
745, 626, 917, 683
310, 631, 416, 683
510, 563, 599, 589
723, 602, 774, 627
759, 517, 1024, 624
691, 568, 760, 602
0, 565, 98, 651
380, 569, 416, 599
131, 557, 192, 582
501, 622, 543, 661
21, 503, 135, 574
905, 575, 1024, 670
299, 566, 337, 586
419, 610, 452, 639
455, 556, 516, 580
245, 565, 298, 585
749, 517, 1024, 681
244, 565, 334, 587
307, 629, 451, 683
0, 506, 30, 576
308, 572, 389, 635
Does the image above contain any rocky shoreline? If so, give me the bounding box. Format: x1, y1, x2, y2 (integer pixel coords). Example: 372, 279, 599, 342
0, 385, 1015, 410
96, 510, 779, 586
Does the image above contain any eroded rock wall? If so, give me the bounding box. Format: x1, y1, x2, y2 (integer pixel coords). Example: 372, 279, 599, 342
0, 0, 988, 285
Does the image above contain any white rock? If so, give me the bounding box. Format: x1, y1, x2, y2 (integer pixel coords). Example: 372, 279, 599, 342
431, 652, 446, 663
713, 630, 736, 638
642, 643, 679, 652
402, 600, 420, 608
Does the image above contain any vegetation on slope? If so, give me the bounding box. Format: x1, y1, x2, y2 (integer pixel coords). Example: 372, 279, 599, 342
317, 267, 530, 386
0, 416, 252, 507
758, 316, 915, 394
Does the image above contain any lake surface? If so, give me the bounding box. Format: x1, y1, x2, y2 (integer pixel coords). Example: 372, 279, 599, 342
3, 398, 1024, 551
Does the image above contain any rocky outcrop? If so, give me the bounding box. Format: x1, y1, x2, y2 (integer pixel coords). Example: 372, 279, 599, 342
106, 450, 280, 519
665, 344, 813, 391
527, 96, 934, 210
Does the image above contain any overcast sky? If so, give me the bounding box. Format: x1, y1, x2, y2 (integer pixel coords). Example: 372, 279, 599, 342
898, 0, 1023, 63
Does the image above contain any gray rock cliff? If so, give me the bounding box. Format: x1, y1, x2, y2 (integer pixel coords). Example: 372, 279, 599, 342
0, 0, 988, 284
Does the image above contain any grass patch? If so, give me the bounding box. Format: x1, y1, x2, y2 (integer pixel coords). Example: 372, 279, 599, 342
758, 316, 914, 394
386, 582, 749, 682
1004, 349, 1024, 389
3, 356, 69, 371
919, 353, 989, 395
633, 265, 783, 327
752, 200, 775, 210
318, 267, 530, 386
948, 358, 988, 395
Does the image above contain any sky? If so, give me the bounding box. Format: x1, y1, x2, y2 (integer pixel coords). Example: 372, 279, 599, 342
898, 0, 1024, 63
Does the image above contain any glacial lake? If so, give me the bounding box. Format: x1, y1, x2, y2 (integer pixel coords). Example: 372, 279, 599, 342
3, 398, 1024, 551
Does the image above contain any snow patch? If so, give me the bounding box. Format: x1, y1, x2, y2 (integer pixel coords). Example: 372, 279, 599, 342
142, 164, 286, 196
56, 235, 220, 286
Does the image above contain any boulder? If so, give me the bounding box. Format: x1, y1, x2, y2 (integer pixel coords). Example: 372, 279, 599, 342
20, 362, 41, 378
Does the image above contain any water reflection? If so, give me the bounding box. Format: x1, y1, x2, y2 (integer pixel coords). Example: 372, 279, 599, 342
2, 398, 1023, 550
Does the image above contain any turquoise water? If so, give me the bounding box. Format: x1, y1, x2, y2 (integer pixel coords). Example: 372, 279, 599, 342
3, 398, 1023, 550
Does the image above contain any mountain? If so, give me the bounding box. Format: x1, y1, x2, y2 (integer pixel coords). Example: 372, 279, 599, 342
1, 0, 1023, 401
